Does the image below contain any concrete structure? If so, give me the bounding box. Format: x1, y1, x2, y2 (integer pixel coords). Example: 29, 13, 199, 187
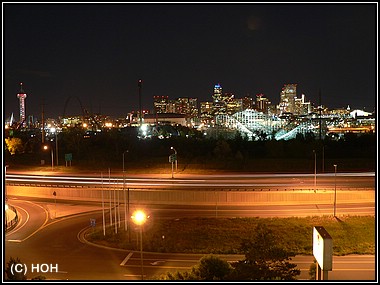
143, 113, 187, 126
6, 185, 374, 207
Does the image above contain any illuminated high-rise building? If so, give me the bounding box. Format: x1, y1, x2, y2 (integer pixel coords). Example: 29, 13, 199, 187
212, 83, 223, 102
212, 83, 228, 115
256, 93, 271, 114
153, 95, 169, 113
200, 101, 214, 121
225, 93, 243, 115
189, 98, 199, 118
278, 84, 297, 114
242, 96, 255, 110
17, 82, 27, 126
175, 97, 190, 114
294, 94, 312, 115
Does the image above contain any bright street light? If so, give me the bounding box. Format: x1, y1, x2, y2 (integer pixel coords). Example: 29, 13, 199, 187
44, 145, 54, 171
131, 210, 148, 280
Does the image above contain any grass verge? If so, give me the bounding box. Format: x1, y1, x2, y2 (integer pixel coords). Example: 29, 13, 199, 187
86, 215, 375, 256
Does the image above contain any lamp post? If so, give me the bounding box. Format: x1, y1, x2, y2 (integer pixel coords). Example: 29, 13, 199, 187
131, 210, 147, 280
333, 164, 337, 217
122, 150, 130, 242
138, 79, 143, 126
51, 127, 58, 166
44, 145, 54, 171
171, 146, 177, 173
313, 150, 316, 191
5, 165, 9, 201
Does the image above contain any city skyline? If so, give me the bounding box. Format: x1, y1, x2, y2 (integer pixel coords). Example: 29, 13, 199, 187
3, 3, 377, 119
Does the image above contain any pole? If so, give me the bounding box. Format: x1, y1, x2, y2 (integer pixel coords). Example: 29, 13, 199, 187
55, 132, 58, 166
118, 187, 121, 228
140, 226, 144, 280
114, 180, 117, 234
313, 150, 316, 191
123, 151, 128, 173
41, 100, 45, 144
334, 164, 337, 217
171, 147, 177, 174
5, 165, 8, 201
54, 193, 56, 219
128, 187, 130, 243
109, 168, 112, 227
122, 150, 130, 237
51, 148, 54, 171
138, 79, 142, 126
171, 160, 174, 179
101, 172, 106, 236
124, 174, 127, 231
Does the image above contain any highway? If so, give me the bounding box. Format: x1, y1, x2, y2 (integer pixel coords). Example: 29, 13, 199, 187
6, 171, 375, 190
4, 171, 376, 281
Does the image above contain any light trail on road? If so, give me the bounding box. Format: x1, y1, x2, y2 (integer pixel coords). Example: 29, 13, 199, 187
5, 172, 375, 190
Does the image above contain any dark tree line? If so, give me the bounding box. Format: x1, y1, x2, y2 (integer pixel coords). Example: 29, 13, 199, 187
4, 126, 376, 172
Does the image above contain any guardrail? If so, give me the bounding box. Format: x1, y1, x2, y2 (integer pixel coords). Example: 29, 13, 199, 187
5, 181, 373, 192
5, 204, 19, 232
6, 183, 375, 207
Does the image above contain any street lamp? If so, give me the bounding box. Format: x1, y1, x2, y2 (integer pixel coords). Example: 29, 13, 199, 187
122, 150, 130, 242
44, 145, 54, 171
313, 150, 316, 191
131, 210, 148, 280
333, 164, 337, 217
51, 127, 58, 166
138, 79, 143, 126
171, 147, 177, 173
5, 165, 9, 201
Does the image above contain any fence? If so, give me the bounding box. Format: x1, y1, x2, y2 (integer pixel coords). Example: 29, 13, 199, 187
5, 204, 18, 232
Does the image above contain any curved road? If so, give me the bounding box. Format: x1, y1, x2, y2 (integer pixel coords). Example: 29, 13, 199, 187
5, 199, 376, 281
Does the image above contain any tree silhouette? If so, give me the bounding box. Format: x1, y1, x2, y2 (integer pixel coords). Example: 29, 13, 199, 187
228, 223, 301, 280
5, 257, 27, 280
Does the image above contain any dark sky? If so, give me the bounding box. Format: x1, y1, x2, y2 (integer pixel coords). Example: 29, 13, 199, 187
3, 3, 377, 119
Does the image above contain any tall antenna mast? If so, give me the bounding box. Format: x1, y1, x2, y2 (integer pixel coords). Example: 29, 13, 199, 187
138, 79, 143, 126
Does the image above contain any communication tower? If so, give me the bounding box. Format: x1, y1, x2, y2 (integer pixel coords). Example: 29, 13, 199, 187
17, 82, 27, 127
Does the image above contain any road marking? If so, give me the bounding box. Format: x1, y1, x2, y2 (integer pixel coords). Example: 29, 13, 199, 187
7, 239, 22, 242
120, 252, 133, 266
151, 260, 166, 265
123, 274, 146, 277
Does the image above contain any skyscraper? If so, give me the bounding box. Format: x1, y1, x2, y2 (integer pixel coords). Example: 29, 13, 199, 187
256, 93, 271, 114
17, 82, 27, 127
278, 84, 297, 114
212, 83, 228, 115
153, 95, 169, 114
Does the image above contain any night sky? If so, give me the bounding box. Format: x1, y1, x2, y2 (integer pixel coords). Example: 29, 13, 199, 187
3, 3, 377, 119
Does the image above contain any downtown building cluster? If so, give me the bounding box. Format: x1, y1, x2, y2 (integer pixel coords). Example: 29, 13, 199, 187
151, 83, 313, 127
5, 82, 375, 142
147, 83, 374, 141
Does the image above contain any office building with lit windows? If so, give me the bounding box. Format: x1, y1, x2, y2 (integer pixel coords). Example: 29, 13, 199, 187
278, 83, 297, 114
